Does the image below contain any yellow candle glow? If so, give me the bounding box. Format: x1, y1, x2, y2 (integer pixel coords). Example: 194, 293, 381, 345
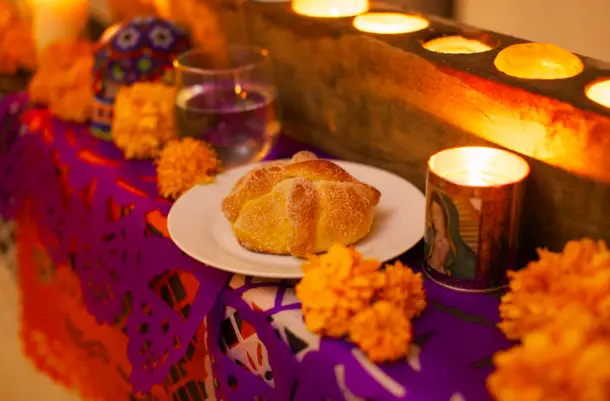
428, 147, 529, 187
292, 0, 368, 18
353, 12, 429, 34
153, 0, 171, 19
586, 79, 610, 108
494, 43, 583, 80
424, 36, 492, 54
27, 0, 88, 56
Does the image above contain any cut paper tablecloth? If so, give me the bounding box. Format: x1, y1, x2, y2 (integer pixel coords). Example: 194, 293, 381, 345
0, 93, 512, 401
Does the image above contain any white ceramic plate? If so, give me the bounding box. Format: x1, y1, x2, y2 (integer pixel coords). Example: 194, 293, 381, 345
168, 160, 425, 279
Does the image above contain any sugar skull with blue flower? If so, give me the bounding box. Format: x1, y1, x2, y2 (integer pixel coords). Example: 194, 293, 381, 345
91, 16, 191, 140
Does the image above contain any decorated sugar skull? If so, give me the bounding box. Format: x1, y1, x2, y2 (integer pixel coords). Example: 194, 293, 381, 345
91, 16, 191, 140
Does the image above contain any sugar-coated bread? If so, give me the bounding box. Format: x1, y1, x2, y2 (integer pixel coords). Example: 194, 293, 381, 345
221, 152, 381, 257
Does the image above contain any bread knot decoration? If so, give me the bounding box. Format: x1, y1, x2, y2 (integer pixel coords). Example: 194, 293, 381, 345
222, 152, 381, 257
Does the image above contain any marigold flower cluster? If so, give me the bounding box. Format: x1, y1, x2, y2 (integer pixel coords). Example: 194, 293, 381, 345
489, 239, 610, 400
489, 306, 610, 401
295, 244, 426, 363
112, 83, 177, 160
499, 239, 610, 340
156, 138, 219, 200
0, 2, 35, 74
28, 39, 95, 123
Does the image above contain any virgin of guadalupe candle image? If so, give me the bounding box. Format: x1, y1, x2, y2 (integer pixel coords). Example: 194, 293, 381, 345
425, 190, 478, 281
423, 146, 530, 292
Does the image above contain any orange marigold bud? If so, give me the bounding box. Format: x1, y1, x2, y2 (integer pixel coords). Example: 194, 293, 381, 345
349, 301, 412, 363
379, 261, 426, 319
156, 138, 219, 200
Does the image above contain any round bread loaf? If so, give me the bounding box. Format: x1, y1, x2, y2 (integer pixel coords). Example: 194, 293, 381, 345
221, 152, 381, 257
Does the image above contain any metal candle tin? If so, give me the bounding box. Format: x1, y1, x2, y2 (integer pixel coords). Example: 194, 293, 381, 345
423, 146, 530, 292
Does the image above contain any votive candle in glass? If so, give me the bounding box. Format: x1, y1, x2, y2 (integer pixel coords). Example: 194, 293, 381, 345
424, 147, 530, 292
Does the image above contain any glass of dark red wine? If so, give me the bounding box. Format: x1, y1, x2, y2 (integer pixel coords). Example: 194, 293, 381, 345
173, 46, 280, 168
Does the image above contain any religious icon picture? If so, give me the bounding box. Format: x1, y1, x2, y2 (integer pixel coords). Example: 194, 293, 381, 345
424, 188, 480, 284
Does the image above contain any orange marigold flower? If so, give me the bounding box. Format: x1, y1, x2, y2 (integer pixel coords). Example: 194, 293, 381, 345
296, 245, 385, 338
499, 239, 610, 340
379, 261, 426, 319
488, 306, 610, 401
28, 38, 95, 122
112, 83, 177, 159
349, 301, 412, 363
0, 21, 35, 74
156, 138, 219, 200
47, 57, 94, 123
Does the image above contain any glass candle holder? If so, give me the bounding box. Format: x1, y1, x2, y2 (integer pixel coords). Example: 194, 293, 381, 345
424, 147, 530, 292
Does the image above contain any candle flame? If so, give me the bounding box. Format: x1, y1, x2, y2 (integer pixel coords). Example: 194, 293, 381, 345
467, 170, 490, 186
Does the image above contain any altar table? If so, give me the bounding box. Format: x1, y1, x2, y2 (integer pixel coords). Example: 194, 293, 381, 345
0, 93, 511, 401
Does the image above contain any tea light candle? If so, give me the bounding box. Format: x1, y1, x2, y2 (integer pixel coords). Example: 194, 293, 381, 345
424, 147, 529, 292
494, 43, 583, 80
586, 79, 610, 108
292, 0, 368, 18
353, 12, 429, 34
28, 0, 88, 56
423, 36, 492, 54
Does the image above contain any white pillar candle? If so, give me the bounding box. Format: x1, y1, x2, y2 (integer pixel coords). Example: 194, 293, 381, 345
28, 0, 89, 56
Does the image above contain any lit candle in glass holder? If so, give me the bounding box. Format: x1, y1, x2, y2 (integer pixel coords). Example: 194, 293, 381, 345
28, 0, 88, 56
424, 147, 530, 292
494, 42, 583, 80
424, 36, 492, 54
292, 0, 368, 18
353, 12, 429, 34
586, 79, 610, 108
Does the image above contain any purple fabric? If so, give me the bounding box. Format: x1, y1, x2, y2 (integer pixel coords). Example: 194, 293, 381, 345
0, 93, 511, 400
211, 256, 511, 401
0, 94, 229, 392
